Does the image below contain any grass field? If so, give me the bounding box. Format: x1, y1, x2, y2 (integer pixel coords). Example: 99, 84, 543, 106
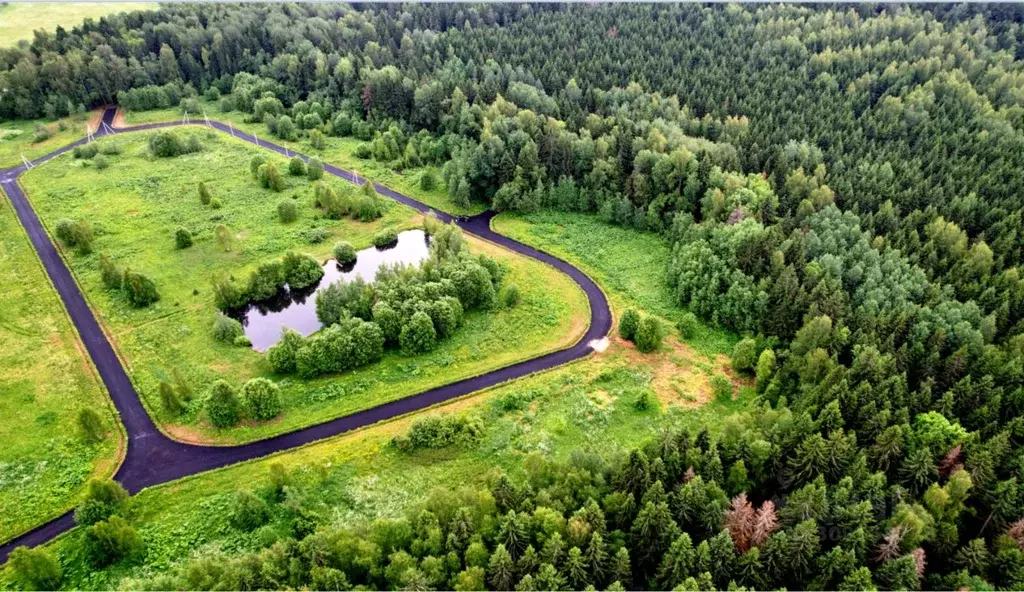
0, 3, 157, 47
19, 129, 589, 444
0, 111, 99, 169
493, 210, 737, 357
0, 193, 122, 544
121, 100, 487, 216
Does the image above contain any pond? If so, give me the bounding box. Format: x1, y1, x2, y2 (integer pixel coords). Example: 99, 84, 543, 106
231, 229, 430, 351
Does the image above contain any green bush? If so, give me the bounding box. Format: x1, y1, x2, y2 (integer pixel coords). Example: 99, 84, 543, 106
258, 161, 285, 191
618, 308, 640, 341
84, 516, 143, 568
732, 337, 757, 372
282, 251, 324, 289
73, 143, 98, 159
148, 130, 191, 157
74, 478, 128, 526
99, 142, 122, 155
78, 408, 106, 443
302, 227, 330, 244
247, 261, 285, 301
54, 218, 93, 255
711, 375, 733, 401
373, 228, 399, 247
676, 312, 699, 339
209, 196, 223, 209
198, 181, 212, 205
8, 547, 62, 591
756, 348, 776, 392
277, 200, 298, 223
99, 254, 123, 290
94, 154, 110, 170
288, 156, 307, 176
241, 377, 282, 421
333, 241, 356, 264
420, 167, 438, 191
503, 284, 521, 308
233, 334, 251, 347
32, 124, 52, 143
123, 269, 159, 307
174, 227, 193, 249
229, 490, 269, 531
400, 310, 437, 353
392, 414, 484, 452
634, 316, 664, 353
212, 314, 244, 342
211, 274, 247, 310
206, 380, 241, 428
250, 154, 267, 177
267, 329, 305, 374
159, 380, 184, 415
307, 158, 324, 180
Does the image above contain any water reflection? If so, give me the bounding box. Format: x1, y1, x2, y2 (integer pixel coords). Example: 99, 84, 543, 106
229, 229, 430, 351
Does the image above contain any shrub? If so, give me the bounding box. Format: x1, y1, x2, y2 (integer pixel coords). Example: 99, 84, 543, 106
420, 167, 438, 191
209, 196, 223, 209
333, 241, 356, 264
32, 124, 52, 143
307, 158, 324, 180
74, 478, 128, 526
302, 227, 330, 244
123, 269, 159, 307
619, 308, 640, 341
99, 254, 123, 290
732, 338, 757, 372
206, 380, 240, 428
258, 160, 285, 191
94, 154, 109, 170
247, 261, 285, 301
288, 156, 306, 176
676, 312, 699, 339
373, 228, 398, 247
634, 390, 652, 411
277, 200, 298, 223
400, 310, 437, 353
198, 181, 212, 205
393, 414, 485, 452
267, 329, 304, 374
159, 380, 184, 415
309, 129, 326, 150
711, 375, 733, 401
99, 142, 121, 155
353, 143, 372, 159
148, 130, 189, 157
230, 490, 269, 531
174, 227, 193, 249
78, 408, 106, 443
233, 334, 252, 347
55, 218, 93, 255
212, 314, 244, 342
282, 252, 324, 289
84, 516, 143, 568
372, 302, 402, 345
634, 316, 665, 353
356, 194, 382, 221
214, 224, 233, 251
73, 143, 98, 159
503, 284, 521, 308
250, 154, 267, 177
241, 377, 281, 421
756, 348, 776, 392
211, 274, 247, 310
9, 546, 62, 591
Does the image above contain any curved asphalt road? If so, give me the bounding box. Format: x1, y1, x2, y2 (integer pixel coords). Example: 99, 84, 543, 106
0, 108, 611, 562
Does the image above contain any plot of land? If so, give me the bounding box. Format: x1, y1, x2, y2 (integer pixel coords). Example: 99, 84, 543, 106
0, 193, 122, 544
19, 128, 589, 444
0, 3, 157, 47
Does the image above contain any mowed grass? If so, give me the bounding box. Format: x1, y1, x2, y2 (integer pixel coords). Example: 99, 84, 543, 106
122, 100, 487, 216
0, 194, 122, 544
14, 329, 754, 589
19, 128, 589, 444
0, 2, 157, 47
493, 210, 738, 356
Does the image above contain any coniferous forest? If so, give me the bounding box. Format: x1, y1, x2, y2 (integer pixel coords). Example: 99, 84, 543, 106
5, 3, 1024, 590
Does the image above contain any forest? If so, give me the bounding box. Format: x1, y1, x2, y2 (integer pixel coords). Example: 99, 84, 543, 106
4, 2, 1024, 590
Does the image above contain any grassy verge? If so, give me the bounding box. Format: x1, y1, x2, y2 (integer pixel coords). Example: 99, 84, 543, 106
19, 128, 589, 444
0, 191, 123, 544
121, 102, 487, 216
0, 3, 157, 47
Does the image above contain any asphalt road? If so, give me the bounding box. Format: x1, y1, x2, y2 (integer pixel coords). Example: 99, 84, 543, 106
0, 107, 612, 562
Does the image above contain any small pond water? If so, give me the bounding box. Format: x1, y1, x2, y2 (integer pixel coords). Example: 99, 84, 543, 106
230, 229, 430, 351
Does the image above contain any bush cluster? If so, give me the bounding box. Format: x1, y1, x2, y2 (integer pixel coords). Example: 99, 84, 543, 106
98, 254, 160, 308
392, 414, 485, 452
203, 376, 281, 427
212, 251, 323, 310
619, 308, 665, 352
